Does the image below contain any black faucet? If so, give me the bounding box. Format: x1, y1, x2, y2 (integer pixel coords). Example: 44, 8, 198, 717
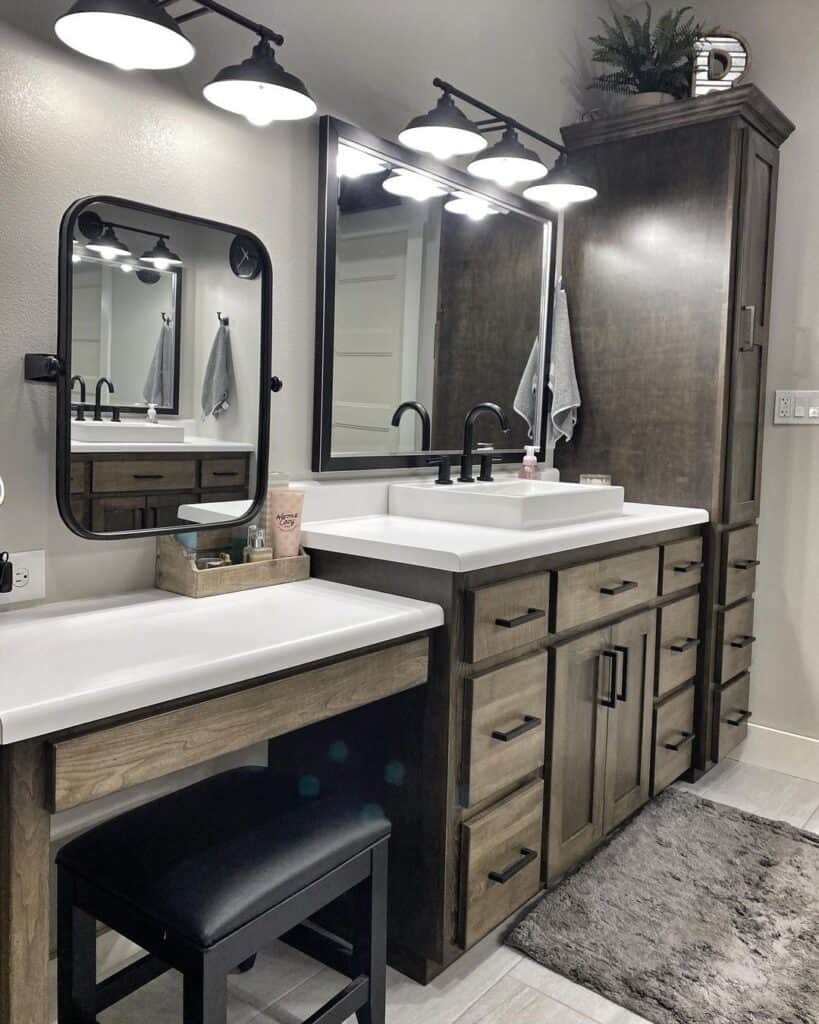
459, 403, 510, 482
70, 375, 87, 420
391, 401, 431, 451
94, 377, 115, 421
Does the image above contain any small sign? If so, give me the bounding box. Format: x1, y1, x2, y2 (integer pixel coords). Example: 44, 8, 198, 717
693, 34, 751, 97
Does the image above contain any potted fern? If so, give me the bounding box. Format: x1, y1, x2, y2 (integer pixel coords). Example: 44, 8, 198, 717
589, 4, 713, 111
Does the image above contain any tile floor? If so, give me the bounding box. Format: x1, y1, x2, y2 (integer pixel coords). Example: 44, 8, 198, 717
95, 757, 819, 1024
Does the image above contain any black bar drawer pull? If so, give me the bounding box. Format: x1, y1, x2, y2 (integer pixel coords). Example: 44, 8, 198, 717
599, 650, 618, 708
670, 636, 701, 654
731, 559, 760, 571
673, 560, 704, 574
492, 715, 542, 742
725, 709, 752, 727
488, 847, 538, 884
211, 470, 239, 477
600, 580, 639, 596
495, 608, 546, 629
132, 474, 164, 480
664, 731, 695, 752
730, 634, 756, 649
614, 644, 629, 703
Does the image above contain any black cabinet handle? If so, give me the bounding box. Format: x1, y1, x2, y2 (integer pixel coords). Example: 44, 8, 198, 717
663, 731, 695, 752
670, 636, 701, 654
133, 474, 164, 480
211, 471, 239, 477
600, 580, 639, 596
725, 709, 752, 727
614, 644, 629, 703
495, 608, 546, 629
488, 847, 538, 884
492, 715, 542, 742
599, 650, 618, 708
730, 634, 756, 649
673, 560, 704, 574
731, 559, 760, 571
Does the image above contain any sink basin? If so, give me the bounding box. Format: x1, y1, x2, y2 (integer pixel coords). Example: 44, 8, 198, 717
389, 478, 625, 530
72, 420, 186, 444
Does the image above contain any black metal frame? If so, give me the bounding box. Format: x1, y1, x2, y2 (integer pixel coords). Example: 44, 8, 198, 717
51, 195, 272, 542
57, 838, 388, 1024
312, 116, 558, 474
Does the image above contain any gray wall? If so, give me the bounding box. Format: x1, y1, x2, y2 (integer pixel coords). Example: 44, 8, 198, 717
0, 0, 603, 604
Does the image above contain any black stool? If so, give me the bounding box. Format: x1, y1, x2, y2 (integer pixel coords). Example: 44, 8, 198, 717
56, 766, 389, 1024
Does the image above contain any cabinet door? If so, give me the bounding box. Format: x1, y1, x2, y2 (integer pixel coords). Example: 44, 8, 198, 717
148, 492, 199, 529
724, 129, 780, 523
604, 610, 656, 833
91, 496, 147, 533
546, 628, 609, 884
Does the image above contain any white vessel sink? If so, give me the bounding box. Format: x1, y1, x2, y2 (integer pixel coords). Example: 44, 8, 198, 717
389, 478, 625, 530
72, 420, 186, 444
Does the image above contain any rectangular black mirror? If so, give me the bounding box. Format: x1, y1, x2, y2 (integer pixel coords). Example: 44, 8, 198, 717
313, 117, 557, 473
57, 196, 272, 539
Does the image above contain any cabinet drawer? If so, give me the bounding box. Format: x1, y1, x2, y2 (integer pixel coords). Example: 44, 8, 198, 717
201, 458, 248, 490
462, 652, 547, 808
716, 672, 752, 760
93, 459, 197, 493
718, 598, 755, 685
721, 525, 759, 606
70, 461, 87, 494
554, 547, 659, 633
466, 574, 550, 664
660, 537, 704, 596
656, 594, 700, 698
460, 780, 543, 948
652, 684, 695, 796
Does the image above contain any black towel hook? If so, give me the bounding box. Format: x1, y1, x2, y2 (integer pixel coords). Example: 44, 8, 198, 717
161, 312, 172, 326
217, 311, 230, 326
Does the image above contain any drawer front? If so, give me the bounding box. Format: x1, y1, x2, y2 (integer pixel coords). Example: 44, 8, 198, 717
70, 461, 87, 494
466, 574, 550, 664
201, 458, 249, 490
93, 459, 197, 494
554, 547, 659, 633
462, 652, 547, 808
721, 525, 759, 606
460, 779, 543, 948
660, 537, 704, 596
717, 672, 752, 760
657, 594, 701, 698
718, 598, 756, 685
653, 684, 696, 796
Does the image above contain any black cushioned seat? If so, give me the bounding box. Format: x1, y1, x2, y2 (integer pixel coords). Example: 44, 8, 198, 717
57, 766, 390, 947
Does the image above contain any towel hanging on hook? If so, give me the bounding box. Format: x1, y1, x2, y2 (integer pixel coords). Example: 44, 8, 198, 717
161, 312, 172, 326
217, 311, 230, 327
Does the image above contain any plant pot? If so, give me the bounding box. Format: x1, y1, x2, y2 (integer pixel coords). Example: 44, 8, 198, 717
622, 92, 676, 112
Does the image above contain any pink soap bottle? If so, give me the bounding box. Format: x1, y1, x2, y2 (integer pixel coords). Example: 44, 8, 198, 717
518, 445, 541, 481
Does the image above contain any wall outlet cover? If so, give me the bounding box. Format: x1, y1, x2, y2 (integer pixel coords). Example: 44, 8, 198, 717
773, 389, 819, 425
0, 549, 45, 606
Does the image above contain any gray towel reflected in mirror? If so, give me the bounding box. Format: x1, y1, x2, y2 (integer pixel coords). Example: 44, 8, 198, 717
142, 321, 175, 408
201, 321, 234, 419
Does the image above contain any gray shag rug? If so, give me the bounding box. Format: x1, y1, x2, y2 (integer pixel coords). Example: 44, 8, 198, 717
507, 789, 819, 1024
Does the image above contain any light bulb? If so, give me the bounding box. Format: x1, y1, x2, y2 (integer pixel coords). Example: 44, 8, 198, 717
382, 170, 448, 202
97, 246, 119, 260
337, 145, 386, 178
54, 4, 195, 71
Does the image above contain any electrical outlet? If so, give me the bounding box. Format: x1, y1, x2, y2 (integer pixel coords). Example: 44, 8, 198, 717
773, 389, 819, 425
776, 390, 794, 421
0, 550, 45, 606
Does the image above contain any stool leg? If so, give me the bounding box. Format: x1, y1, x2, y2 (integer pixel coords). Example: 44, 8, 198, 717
183, 961, 227, 1024
353, 841, 388, 1024
57, 867, 97, 1024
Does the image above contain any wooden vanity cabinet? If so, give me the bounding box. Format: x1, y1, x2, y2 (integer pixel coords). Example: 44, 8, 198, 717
557, 86, 794, 771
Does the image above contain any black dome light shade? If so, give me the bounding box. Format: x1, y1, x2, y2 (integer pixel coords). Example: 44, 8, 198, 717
399, 93, 487, 159
139, 237, 183, 269
467, 126, 547, 187
523, 154, 598, 209
86, 224, 131, 259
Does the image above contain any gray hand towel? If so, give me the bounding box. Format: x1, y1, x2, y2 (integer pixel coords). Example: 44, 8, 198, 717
513, 336, 541, 441
545, 287, 581, 449
142, 322, 175, 408
201, 323, 233, 419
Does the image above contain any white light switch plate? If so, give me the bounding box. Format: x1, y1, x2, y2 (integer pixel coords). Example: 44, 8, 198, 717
773, 390, 819, 425
0, 549, 46, 605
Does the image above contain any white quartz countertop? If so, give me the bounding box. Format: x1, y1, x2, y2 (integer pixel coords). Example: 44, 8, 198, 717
72, 436, 255, 454
0, 580, 443, 745
301, 503, 709, 572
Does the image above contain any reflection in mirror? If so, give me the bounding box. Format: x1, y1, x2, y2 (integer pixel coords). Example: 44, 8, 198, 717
60, 197, 270, 538
319, 124, 554, 470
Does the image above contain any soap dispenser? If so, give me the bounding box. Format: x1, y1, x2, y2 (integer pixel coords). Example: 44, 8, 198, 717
519, 445, 541, 481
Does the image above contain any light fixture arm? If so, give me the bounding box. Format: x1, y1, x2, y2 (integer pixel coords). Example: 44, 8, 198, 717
432, 77, 566, 155
166, 0, 284, 45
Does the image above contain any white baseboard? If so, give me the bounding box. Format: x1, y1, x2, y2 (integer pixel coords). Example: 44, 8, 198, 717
729, 722, 819, 784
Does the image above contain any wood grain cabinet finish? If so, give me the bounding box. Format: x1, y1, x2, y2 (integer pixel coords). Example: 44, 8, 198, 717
660, 538, 704, 596
461, 652, 547, 808
652, 683, 696, 796
718, 598, 756, 685
466, 573, 550, 663
69, 461, 87, 494
656, 594, 701, 698
201, 458, 249, 489
553, 548, 659, 633
92, 458, 197, 493
459, 779, 543, 948
721, 525, 759, 606
716, 671, 752, 759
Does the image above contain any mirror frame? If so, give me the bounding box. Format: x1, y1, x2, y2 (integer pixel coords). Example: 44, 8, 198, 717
57, 195, 273, 542
312, 115, 558, 473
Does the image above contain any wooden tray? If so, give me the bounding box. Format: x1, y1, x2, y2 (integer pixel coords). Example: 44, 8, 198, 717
156, 536, 310, 598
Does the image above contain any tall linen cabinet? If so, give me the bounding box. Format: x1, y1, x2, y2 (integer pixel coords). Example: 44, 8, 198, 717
556, 85, 795, 771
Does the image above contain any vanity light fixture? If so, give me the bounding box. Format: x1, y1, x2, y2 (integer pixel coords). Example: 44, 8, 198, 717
139, 236, 183, 270
398, 92, 487, 160
523, 153, 598, 210
444, 192, 498, 221
467, 127, 547, 187
55, 0, 315, 126
85, 224, 131, 259
337, 144, 387, 179
382, 169, 448, 202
